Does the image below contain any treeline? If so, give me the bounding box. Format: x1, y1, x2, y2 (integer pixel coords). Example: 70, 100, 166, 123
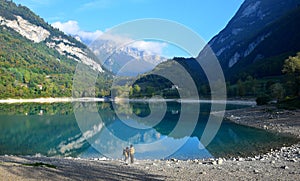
0, 103, 73, 115
124, 53, 300, 107
225, 53, 300, 107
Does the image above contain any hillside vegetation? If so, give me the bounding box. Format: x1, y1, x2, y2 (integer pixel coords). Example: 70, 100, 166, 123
125, 5, 300, 106
0, 0, 112, 98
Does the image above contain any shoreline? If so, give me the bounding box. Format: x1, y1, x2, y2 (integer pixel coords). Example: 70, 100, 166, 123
225, 105, 300, 138
0, 97, 256, 106
1, 105, 299, 180
0, 97, 107, 104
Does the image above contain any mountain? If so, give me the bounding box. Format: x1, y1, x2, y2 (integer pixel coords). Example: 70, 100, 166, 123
199, 0, 300, 80
226, 6, 300, 80
0, 0, 110, 98
130, 0, 300, 98
89, 38, 167, 76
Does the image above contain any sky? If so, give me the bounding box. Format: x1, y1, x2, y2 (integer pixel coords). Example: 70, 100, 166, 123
13, 0, 244, 58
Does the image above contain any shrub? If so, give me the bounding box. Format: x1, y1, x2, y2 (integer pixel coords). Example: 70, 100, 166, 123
256, 94, 272, 105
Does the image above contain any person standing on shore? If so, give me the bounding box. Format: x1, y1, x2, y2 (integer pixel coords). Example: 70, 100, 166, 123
123, 147, 129, 163
129, 145, 135, 164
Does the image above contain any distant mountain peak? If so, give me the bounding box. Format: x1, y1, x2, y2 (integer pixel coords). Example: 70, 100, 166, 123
89, 38, 167, 76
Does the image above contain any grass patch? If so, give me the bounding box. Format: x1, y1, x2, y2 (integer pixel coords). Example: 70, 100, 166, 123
22, 162, 57, 169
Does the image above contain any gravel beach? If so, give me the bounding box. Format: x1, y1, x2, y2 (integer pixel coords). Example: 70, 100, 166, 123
1, 105, 299, 180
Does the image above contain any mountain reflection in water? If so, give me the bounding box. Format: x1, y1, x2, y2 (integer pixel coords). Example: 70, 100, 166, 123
0, 102, 298, 159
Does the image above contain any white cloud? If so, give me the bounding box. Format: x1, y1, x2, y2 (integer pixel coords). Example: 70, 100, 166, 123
52, 20, 103, 43
52, 20, 167, 56
52, 21, 80, 35
130, 41, 168, 55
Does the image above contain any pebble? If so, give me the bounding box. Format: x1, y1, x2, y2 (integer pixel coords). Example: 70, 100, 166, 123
199, 171, 207, 175
254, 169, 259, 174
217, 159, 223, 165
237, 158, 244, 162
281, 166, 289, 170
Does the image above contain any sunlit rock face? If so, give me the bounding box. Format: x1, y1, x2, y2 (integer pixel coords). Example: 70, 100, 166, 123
0, 15, 50, 43
0, 15, 104, 72
198, 0, 300, 69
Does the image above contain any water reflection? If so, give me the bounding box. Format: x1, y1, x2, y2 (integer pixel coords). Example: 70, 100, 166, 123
0, 102, 298, 159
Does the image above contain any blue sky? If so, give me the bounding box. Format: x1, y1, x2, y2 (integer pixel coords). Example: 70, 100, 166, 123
13, 0, 244, 57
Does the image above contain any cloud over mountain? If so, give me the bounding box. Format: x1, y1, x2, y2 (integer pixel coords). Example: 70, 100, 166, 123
52, 20, 167, 56
52, 20, 103, 43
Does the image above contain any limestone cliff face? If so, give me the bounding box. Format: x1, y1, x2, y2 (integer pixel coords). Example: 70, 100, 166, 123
0, 15, 50, 43
198, 0, 300, 70
46, 36, 103, 72
0, 14, 103, 72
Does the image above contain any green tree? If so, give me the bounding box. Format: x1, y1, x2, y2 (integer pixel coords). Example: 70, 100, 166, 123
23, 70, 30, 84
282, 53, 300, 96
133, 85, 141, 94
237, 79, 246, 97
270, 83, 285, 102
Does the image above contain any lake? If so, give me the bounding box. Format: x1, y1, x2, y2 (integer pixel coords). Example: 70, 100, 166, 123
0, 101, 298, 160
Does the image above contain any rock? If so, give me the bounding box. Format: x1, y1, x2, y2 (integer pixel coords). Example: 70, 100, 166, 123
246, 157, 256, 161
217, 159, 223, 165
281, 166, 289, 169
212, 161, 217, 165
170, 158, 178, 162
271, 160, 275, 164
254, 169, 259, 174
199, 171, 207, 175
